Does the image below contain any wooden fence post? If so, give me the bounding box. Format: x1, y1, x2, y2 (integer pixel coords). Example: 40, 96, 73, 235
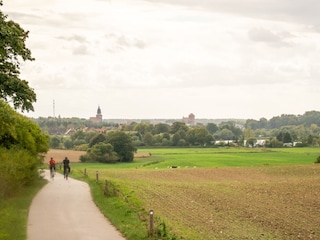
84, 168, 87, 176
96, 171, 99, 182
149, 209, 154, 237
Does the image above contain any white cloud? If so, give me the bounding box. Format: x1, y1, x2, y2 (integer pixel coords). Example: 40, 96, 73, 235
2, 0, 320, 120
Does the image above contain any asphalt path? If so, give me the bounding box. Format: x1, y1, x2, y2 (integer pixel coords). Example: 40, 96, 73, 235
27, 170, 126, 240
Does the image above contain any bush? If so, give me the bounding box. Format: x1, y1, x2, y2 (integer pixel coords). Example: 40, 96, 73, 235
80, 154, 91, 162
80, 143, 119, 163
74, 144, 89, 151
315, 156, 320, 164
0, 148, 40, 199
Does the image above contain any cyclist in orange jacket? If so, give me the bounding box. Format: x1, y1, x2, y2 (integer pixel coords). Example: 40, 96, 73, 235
49, 157, 56, 172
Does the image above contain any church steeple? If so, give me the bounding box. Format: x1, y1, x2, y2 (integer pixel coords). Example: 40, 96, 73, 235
96, 106, 102, 121
90, 106, 102, 123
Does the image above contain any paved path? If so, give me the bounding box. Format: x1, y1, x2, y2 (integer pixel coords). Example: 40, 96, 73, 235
27, 170, 126, 240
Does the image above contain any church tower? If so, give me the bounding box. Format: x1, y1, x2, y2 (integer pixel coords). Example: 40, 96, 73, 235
90, 106, 103, 123
96, 106, 102, 122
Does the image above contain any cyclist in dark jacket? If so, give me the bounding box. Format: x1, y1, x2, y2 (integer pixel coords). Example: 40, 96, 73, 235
62, 157, 71, 175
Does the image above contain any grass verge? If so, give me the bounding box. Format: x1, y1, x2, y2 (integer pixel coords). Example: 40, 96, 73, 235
72, 170, 148, 239
72, 170, 181, 240
0, 175, 47, 240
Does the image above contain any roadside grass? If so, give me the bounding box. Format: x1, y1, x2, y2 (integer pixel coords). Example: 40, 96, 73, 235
0, 175, 47, 240
72, 172, 151, 240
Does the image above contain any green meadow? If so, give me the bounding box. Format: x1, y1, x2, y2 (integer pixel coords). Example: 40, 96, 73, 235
72, 147, 320, 170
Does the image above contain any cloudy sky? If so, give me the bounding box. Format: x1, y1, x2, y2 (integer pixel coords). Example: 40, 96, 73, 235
2, 0, 320, 120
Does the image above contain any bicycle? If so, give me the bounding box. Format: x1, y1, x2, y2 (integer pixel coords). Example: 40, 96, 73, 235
63, 167, 69, 180
50, 166, 55, 180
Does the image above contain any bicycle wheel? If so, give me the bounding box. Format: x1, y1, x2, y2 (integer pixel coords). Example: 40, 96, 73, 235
64, 168, 68, 180
50, 169, 54, 180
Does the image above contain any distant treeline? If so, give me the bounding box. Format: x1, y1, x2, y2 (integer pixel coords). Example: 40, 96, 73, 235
245, 111, 320, 130
32, 110, 320, 150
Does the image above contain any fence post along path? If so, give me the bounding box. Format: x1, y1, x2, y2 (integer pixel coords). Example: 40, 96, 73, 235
27, 170, 126, 240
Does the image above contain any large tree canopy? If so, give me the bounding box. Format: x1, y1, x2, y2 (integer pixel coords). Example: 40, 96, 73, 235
0, 99, 49, 155
0, 1, 36, 112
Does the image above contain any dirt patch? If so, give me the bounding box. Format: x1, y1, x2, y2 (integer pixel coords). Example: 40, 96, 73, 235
134, 152, 151, 158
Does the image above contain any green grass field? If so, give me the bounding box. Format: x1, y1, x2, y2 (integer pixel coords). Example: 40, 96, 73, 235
72, 147, 319, 170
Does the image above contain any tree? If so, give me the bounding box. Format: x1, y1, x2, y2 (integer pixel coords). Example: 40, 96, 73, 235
89, 133, 106, 147
106, 131, 136, 162
152, 134, 162, 146
214, 129, 235, 140
276, 131, 292, 143
162, 132, 170, 140
0, 2, 36, 112
247, 138, 257, 147
206, 123, 218, 134
186, 129, 196, 145
153, 123, 170, 134
63, 139, 74, 149
283, 132, 292, 143
186, 128, 212, 146
86, 142, 118, 163
243, 128, 255, 140
172, 133, 181, 146
268, 137, 282, 148
170, 122, 188, 134
134, 122, 153, 135
0, 99, 49, 155
0, 99, 49, 197
143, 132, 153, 146
50, 136, 61, 149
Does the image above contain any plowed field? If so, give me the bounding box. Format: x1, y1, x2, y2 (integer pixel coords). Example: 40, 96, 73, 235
98, 165, 320, 239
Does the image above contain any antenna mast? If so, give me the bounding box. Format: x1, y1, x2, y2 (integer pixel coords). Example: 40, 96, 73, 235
53, 99, 55, 118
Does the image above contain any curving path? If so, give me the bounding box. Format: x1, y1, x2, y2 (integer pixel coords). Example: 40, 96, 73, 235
27, 170, 126, 240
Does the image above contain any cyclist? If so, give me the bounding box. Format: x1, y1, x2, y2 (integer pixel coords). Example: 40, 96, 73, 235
62, 157, 71, 179
49, 157, 56, 172
49, 157, 56, 178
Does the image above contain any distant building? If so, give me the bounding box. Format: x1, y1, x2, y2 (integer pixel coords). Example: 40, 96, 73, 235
183, 113, 195, 125
90, 106, 102, 123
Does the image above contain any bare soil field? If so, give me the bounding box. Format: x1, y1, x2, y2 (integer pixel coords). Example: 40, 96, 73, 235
100, 165, 320, 240
45, 149, 85, 163
45, 149, 147, 163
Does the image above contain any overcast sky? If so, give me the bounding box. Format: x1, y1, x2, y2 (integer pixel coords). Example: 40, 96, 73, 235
2, 0, 320, 120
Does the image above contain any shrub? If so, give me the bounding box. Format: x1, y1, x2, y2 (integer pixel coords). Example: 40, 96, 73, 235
0, 148, 40, 199
74, 144, 89, 151
315, 156, 320, 164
